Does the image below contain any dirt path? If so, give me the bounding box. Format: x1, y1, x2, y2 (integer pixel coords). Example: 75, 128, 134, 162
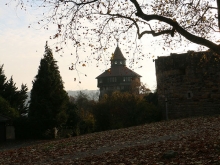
0, 140, 54, 152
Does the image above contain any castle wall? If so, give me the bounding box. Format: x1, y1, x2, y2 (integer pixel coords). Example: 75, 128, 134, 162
155, 51, 220, 119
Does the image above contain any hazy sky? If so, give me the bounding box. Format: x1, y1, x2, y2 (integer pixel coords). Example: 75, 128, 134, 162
0, 1, 203, 91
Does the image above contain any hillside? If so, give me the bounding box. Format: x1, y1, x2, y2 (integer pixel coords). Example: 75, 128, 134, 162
0, 115, 220, 164
67, 89, 99, 101
26, 89, 99, 104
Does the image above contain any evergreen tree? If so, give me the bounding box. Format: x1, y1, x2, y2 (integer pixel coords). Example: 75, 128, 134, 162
0, 65, 7, 96
3, 76, 18, 109
29, 42, 69, 128
0, 65, 28, 117
16, 84, 28, 116
0, 96, 19, 118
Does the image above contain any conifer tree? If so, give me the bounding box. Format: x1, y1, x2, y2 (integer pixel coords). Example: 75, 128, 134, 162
0, 65, 7, 96
29, 42, 69, 127
3, 77, 18, 108
0, 96, 19, 118
3, 77, 28, 116
16, 84, 28, 116
0, 65, 28, 117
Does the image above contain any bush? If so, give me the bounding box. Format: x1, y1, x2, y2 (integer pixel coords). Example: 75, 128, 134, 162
135, 100, 162, 124
93, 91, 162, 131
92, 102, 111, 131
64, 93, 96, 136
144, 91, 158, 106
14, 117, 57, 139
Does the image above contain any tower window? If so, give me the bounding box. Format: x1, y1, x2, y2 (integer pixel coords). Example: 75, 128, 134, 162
123, 77, 132, 82
108, 77, 117, 82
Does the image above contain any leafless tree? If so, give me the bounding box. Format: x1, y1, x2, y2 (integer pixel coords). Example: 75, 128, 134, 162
10, 0, 220, 64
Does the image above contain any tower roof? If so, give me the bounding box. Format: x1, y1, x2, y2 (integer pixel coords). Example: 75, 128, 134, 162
96, 66, 141, 78
96, 45, 141, 79
111, 46, 126, 60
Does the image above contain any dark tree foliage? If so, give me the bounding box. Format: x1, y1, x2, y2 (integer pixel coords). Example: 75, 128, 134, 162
3, 77, 18, 105
29, 42, 69, 128
16, 84, 28, 116
2, 77, 28, 116
0, 65, 7, 96
75, 91, 92, 111
65, 99, 78, 129
0, 65, 28, 117
67, 93, 95, 135
144, 91, 158, 106
0, 96, 19, 118
93, 91, 161, 131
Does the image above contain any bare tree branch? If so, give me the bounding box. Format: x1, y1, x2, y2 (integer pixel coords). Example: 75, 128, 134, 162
13, 0, 220, 55
130, 0, 220, 53
109, 13, 173, 39
62, 0, 98, 6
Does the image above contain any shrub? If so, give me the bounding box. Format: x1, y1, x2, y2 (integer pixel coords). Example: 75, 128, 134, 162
14, 117, 57, 139
93, 91, 162, 131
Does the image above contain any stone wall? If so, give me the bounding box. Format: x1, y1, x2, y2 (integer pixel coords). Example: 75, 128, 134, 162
155, 50, 220, 119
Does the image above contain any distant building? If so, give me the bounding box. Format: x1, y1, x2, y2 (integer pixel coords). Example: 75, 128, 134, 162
96, 46, 142, 98
155, 50, 220, 119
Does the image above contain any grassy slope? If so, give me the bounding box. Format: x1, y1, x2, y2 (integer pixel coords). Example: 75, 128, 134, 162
0, 115, 220, 164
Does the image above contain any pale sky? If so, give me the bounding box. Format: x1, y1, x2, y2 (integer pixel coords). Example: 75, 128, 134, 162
0, 1, 204, 92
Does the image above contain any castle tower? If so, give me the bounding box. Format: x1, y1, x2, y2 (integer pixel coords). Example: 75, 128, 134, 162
96, 46, 142, 98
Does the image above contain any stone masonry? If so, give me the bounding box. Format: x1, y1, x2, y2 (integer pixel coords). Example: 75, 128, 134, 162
155, 50, 220, 119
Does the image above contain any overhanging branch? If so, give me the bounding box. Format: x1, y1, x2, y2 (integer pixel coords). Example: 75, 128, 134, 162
110, 13, 174, 39
139, 29, 174, 38
129, 0, 220, 53
62, 0, 98, 6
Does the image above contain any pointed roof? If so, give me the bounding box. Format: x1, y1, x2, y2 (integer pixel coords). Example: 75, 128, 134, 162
96, 65, 141, 78
96, 45, 141, 79
111, 46, 126, 60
